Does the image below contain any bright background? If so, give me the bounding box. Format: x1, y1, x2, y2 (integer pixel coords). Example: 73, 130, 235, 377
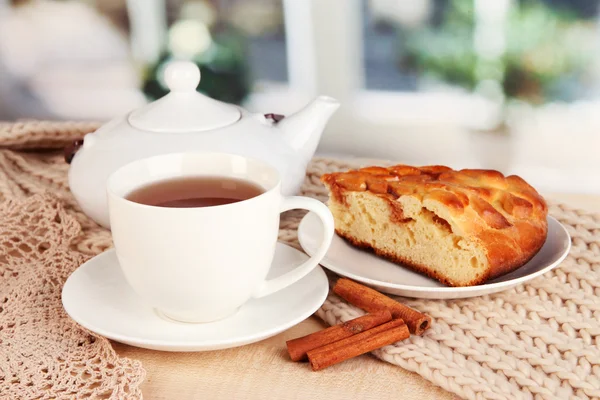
1, 0, 599, 194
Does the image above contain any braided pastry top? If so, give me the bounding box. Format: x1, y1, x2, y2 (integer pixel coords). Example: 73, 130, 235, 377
322, 165, 549, 280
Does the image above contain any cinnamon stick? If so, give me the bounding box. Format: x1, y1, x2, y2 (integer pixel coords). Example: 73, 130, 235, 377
333, 278, 431, 335
307, 318, 409, 371
286, 310, 392, 361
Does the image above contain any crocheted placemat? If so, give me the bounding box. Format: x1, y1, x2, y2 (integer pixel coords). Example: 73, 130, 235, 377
1, 121, 599, 400
0, 194, 145, 399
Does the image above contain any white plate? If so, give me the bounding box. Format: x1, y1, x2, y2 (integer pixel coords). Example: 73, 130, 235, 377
298, 213, 570, 299
62, 243, 328, 351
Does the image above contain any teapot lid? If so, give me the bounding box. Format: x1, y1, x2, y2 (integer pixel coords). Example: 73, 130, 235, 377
128, 61, 241, 132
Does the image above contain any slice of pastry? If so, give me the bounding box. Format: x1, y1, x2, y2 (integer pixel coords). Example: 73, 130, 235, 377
321, 165, 548, 287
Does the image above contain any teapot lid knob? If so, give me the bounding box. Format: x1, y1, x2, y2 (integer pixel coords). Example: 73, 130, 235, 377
127, 60, 241, 132
164, 61, 201, 92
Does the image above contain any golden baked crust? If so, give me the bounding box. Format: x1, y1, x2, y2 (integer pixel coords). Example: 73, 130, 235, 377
321, 165, 548, 286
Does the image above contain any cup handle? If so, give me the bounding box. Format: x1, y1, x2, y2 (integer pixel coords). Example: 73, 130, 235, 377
252, 196, 334, 298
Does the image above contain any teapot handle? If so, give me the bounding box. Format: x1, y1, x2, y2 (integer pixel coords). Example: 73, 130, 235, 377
64, 139, 84, 164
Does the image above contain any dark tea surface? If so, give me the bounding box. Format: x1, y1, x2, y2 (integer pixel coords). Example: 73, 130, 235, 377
125, 176, 265, 208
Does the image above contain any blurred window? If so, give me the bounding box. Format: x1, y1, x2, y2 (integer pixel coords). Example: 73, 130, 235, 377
363, 0, 600, 105
173, 0, 288, 83
2, 0, 599, 191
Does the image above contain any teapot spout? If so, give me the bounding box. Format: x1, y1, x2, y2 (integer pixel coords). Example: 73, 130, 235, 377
278, 96, 340, 159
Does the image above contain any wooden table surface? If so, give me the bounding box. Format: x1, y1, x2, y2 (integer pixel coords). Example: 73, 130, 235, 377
113, 193, 599, 400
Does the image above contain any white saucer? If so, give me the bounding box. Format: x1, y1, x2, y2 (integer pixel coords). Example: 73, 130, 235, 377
298, 213, 571, 299
62, 243, 328, 352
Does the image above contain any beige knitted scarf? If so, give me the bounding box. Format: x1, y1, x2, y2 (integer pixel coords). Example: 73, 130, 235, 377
1, 121, 599, 400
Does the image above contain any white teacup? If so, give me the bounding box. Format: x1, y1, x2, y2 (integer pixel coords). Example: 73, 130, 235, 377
107, 152, 334, 323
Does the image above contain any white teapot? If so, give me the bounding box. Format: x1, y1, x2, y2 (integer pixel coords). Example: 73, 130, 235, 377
67, 61, 340, 228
